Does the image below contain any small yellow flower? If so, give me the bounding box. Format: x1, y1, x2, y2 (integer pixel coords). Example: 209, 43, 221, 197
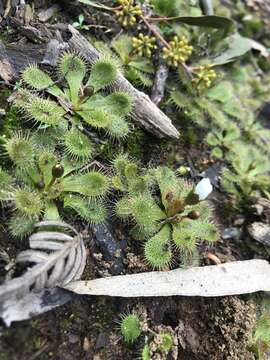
192, 64, 217, 90
116, 0, 143, 27
162, 36, 193, 67
132, 33, 157, 58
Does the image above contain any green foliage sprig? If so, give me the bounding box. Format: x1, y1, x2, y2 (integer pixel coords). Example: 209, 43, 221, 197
112, 34, 155, 87
221, 142, 270, 203
252, 300, 270, 359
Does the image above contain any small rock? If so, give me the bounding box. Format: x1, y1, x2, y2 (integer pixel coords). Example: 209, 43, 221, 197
221, 227, 241, 240
83, 337, 91, 352
233, 215, 245, 227
95, 332, 107, 350
248, 222, 270, 246
200, 164, 222, 188
251, 203, 264, 216
68, 334, 80, 344
92, 224, 126, 275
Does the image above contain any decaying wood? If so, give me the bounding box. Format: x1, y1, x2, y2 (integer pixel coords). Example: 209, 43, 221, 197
0, 42, 14, 83
42, 39, 68, 66
67, 26, 179, 139
0, 41, 45, 78
65, 259, 270, 297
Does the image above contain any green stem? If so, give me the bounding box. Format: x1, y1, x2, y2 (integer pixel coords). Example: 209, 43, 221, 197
46, 176, 56, 191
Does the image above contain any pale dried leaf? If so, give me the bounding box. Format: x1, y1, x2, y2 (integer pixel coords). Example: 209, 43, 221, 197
65, 260, 270, 297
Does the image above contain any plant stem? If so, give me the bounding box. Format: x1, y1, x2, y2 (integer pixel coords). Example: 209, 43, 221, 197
46, 176, 56, 191
140, 15, 170, 48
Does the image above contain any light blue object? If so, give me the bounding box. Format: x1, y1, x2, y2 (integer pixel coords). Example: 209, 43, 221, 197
195, 178, 213, 200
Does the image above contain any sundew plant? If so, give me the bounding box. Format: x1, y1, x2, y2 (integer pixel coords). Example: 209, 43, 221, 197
15, 52, 133, 152
113, 155, 218, 269
0, 131, 110, 238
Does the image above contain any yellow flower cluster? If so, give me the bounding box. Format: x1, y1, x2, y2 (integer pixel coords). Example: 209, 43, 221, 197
162, 36, 193, 67
132, 33, 157, 58
116, 0, 143, 27
192, 64, 217, 89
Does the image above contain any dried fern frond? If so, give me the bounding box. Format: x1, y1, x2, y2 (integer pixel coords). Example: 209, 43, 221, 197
0, 220, 86, 302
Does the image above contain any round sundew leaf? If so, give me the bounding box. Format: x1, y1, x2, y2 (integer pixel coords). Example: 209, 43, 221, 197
158, 334, 174, 354
63, 171, 110, 198
115, 197, 132, 219
5, 133, 35, 168
172, 220, 197, 251
106, 116, 129, 139
79, 109, 110, 128
112, 153, 130, 177
64, 195, 107, 224
22, 64, 54, 90
144, 225, 172, 269
103, 92, 133, 117
14, 188, 43, 218
192, 221, 219, 243
87, 59, 117, 92
64, 127, 93, 161
13, 89, 33, 110
131, 195, 165, 234
141, 344, 151, 360
26, 97, 65, 126
58, 52, 86, 104
58, 52, 86, 81
38, 150, 58, 187
8, 213, 36, 239
120, 313, 142, 344
0, 168, 13, 201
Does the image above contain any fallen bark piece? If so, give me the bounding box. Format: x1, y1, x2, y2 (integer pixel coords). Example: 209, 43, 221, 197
68, 26, 179, 139
64, 260, 270, 297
